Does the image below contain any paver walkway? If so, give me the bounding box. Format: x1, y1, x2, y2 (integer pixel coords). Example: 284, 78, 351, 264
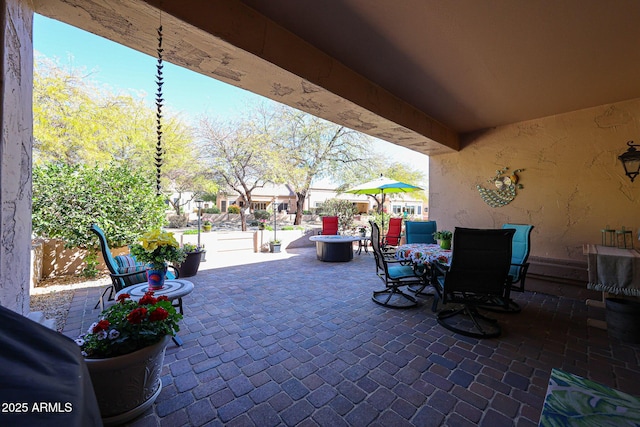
63, 246, 640, 426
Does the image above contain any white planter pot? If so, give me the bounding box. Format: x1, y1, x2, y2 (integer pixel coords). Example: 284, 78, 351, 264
84, 335, 170, 426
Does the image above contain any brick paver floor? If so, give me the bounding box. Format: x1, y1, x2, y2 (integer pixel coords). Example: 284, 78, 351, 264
63, 246, 640, 426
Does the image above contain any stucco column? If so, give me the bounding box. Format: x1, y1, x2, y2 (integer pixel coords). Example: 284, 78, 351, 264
0, 0, 33, 314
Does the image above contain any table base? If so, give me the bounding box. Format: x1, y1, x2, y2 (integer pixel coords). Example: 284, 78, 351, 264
315, 241, 354, 262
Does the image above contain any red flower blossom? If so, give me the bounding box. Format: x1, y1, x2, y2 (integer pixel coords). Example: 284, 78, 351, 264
139, 293, 158, 305
92, 319, 110, 332
127, 307, 148, 324
117, 293, 130, 303
157, 295, 170, 302
149, 307, 169, 322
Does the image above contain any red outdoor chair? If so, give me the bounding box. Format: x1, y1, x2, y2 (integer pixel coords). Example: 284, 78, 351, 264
320, 216, 339, 235
383, 217, 403, 247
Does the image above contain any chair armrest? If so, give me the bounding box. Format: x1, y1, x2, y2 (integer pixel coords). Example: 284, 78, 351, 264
168, 265, 179, 279
109, 270, 146, 280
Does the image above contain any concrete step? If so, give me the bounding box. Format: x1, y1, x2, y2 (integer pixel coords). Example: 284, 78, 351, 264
27, 311, 56, 330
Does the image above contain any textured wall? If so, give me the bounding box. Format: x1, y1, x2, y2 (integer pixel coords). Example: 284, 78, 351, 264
430, 99, 640, 280
0, 0, 33, 313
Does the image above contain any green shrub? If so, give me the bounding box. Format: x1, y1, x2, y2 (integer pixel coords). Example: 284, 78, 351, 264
319, 199, 357, 231
253, 209, 271, 220
228, 205, 241, 214
203, 207, 220, 214
32, 163, 166, 248
182, 229, 199, 235
167, 214, 189, 228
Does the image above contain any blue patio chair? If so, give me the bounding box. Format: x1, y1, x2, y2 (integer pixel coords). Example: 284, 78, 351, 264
405, 220, 437, 244
502, 223, 534, 292
479, 223, 533, 313
369, 220, 426, 308
89, 224, 178, 309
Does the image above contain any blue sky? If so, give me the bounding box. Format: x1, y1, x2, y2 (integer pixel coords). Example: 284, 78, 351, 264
33, 14, 429, 180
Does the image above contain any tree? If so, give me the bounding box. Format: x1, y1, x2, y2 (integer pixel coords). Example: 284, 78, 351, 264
265, 105, 371, 225
197, 116, 272, 231
33, 54, 215, 211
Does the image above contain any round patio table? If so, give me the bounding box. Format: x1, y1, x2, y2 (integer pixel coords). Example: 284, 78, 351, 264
309, 235, 361, 262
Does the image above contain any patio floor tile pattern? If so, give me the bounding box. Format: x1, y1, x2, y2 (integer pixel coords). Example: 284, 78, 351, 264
63, 247, 640, 426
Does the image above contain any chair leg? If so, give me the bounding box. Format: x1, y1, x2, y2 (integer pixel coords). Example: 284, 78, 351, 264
372, 285, 418, 308
437, 304, 501, 338
94, 285, 114, 310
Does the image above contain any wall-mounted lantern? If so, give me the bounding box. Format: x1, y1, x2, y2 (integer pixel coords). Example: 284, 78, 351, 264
618, 141, 640, 182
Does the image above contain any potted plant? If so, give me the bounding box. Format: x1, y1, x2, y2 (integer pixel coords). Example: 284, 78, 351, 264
129, 229, 186, 290
174, 243, 204, 277
433, 230, 453, 249
76, 291, 182, 424
358, 226, 367, 237
202, 220, 212, 232
269, 239, 281, 253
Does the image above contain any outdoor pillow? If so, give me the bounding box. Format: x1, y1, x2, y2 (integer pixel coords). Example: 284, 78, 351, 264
114, 255, 147, 284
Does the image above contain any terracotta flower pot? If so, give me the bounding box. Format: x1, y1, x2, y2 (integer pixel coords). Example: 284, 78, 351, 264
84, 335, 170, 426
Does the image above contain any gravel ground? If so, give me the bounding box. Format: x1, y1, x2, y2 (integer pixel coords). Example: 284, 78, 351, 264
30, 274, 110, 332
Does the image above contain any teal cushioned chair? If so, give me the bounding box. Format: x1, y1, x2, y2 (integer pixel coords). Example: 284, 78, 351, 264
501, 223, 534, 292
90, 224, 178, 309
405, 221, 437, 244
369, 220, 426, 308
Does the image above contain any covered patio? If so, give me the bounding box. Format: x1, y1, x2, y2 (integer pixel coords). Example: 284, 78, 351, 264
62, 246, 640, 426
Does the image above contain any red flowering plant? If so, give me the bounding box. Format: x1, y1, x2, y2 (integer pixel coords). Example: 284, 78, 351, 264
76, 291, 182, 358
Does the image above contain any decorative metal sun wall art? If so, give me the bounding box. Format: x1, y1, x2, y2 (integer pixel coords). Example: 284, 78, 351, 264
477, 167, 524, 207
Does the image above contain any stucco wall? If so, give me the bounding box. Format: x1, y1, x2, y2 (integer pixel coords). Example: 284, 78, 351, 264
430, 99, 640, 281
0, 0, 33, 314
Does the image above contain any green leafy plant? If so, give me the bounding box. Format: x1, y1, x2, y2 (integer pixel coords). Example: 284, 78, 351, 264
319, 198, 357, 231
228, 205, 241, 214
129, 229, 186, 268
182, 243, 199, 252
76, 291, 182, 358
253, 209, 271, 221
82, 249, 100, 278
32, 163, 166, 249
433, 230, 453, 240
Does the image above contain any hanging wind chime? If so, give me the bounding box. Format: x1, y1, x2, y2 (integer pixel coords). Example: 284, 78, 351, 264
155, 24, 164, 196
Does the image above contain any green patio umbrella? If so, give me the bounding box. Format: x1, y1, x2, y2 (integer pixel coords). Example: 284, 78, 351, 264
345, 175, 423, 232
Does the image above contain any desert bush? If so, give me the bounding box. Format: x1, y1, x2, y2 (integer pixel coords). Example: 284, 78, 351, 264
32, 163, 166, 248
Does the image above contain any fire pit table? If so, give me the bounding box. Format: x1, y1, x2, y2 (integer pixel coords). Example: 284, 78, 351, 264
309, 235, 361, 262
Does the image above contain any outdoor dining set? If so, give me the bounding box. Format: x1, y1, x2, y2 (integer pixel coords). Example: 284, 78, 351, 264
367, 219, 534, 339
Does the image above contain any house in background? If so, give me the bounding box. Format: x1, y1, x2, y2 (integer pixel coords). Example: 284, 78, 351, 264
217, 181, 427, 218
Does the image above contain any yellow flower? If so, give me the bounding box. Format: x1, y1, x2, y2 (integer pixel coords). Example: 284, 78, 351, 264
140, 229, 179, 252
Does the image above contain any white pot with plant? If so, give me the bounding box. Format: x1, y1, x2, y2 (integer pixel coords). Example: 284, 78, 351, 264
76, 292, 182, 425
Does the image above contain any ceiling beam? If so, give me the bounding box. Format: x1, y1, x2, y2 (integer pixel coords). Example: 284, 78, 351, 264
33, 0, 459, 154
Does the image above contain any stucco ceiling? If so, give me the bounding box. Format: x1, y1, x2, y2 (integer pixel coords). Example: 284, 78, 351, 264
33, 0, 640, 156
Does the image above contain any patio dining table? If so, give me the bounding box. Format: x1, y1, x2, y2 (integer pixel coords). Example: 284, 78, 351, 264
395, 243, 453, 266
394, 243, 453, 294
